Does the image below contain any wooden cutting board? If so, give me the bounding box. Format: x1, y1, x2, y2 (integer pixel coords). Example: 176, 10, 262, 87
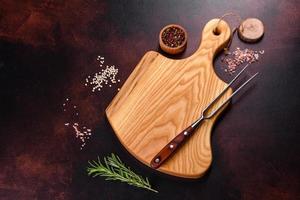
106, 19, 232, 178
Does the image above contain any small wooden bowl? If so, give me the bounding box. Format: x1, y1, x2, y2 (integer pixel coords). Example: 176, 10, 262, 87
159, 24, 187, 55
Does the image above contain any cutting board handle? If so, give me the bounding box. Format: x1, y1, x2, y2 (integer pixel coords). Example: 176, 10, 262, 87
193, 18, 231, 58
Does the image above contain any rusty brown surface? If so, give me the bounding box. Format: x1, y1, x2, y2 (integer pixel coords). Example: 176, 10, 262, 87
0, 0, 299, 199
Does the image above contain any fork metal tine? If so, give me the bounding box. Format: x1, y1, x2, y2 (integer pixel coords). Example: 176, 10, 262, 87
205, 72, 259, 119
202, 64, 250, 117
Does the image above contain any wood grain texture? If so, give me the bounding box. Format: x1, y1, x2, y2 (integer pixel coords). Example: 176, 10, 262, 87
106, 19, 232, 178
238, 18, 264, 43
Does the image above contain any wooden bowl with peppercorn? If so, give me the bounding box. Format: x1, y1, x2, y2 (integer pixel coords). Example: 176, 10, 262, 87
159, 24, 187, 55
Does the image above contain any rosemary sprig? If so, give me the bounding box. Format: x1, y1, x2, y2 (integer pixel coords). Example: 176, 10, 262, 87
87, 153, 158, 193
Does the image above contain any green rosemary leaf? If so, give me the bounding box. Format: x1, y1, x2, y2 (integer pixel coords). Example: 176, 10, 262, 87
87, 153, 158, 193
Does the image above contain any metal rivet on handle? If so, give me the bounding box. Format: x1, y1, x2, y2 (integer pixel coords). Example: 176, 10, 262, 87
184, 131, 188, 136
155, 158, 160, 163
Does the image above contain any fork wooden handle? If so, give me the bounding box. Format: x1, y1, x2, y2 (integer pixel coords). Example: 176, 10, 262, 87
150, 125, 197, 169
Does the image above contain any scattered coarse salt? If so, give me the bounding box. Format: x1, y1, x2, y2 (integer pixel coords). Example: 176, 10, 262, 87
71, 122, 92, 150
85, 56, 121, 92
222, 47, 264, 74
62, 98, 93, 150
97, 56, 104, 61
62, 55, 122, 150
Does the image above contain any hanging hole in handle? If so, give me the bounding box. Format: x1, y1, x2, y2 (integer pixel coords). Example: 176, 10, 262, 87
213, 27, 221, 35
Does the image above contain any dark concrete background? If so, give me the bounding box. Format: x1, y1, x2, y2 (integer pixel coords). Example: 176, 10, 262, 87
0, 0, 299, 199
